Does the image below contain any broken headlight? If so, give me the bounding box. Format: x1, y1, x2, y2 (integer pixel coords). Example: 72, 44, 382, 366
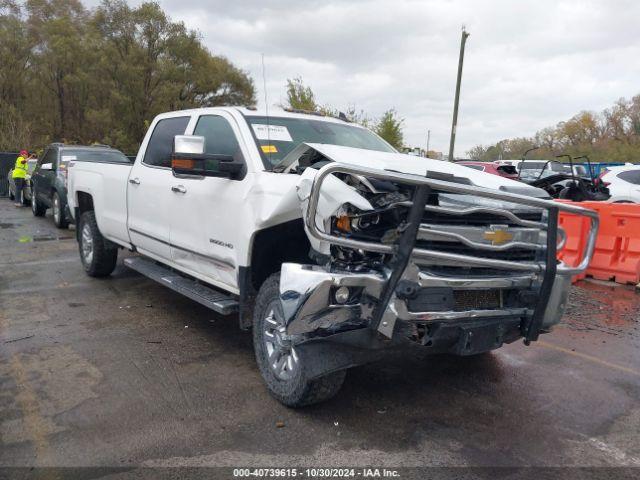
334, 210, 381, 233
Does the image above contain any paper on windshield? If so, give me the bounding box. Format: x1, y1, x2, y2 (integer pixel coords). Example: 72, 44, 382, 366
252, 124, 293, 142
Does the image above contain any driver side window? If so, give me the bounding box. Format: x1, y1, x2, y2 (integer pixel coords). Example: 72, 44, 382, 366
38, 148, 56, 168
193, 115, 242, 160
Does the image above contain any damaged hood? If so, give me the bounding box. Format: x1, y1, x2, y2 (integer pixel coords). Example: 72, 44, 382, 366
292, 143, 548, 255
298, 143, 545, 195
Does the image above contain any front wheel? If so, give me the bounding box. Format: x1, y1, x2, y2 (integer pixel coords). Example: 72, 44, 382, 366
52, 191, 69, 228
253, 273, 346, 407
78, 211, 117, 277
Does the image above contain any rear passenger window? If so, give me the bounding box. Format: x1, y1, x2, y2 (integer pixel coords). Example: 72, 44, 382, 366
143, 116, 190, 168
193, 115, 242, 159
618, 170, 640, 185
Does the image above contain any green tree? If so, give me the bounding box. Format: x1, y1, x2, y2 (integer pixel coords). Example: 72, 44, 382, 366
0, 0, 255, 152
375, 109, 404, 149
284, 76, 318, 111
466, 94, 640, 163
0, 1, 35, 149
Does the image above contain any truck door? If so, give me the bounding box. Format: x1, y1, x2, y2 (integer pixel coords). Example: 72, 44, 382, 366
32, 147, 58, 207
168, 112, 250, 292
127, 116, 190, 262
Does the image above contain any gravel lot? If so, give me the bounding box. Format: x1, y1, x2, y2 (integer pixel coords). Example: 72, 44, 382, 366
1, 200, 639, 477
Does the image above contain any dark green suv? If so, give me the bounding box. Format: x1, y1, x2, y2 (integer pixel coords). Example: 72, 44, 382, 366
31, 143, 130, 228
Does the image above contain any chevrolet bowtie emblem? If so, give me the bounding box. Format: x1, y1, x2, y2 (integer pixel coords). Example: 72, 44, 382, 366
484, 228, 514, 245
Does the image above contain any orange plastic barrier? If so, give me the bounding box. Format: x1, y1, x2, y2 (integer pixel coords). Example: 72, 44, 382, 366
558, 201, 640, 285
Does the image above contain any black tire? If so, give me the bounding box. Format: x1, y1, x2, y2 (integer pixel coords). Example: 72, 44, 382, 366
52, 191, 69, 228
31, 189, 46, 216
8, 182, 14, 201
78, 211, 117, 277
253, 273, 346, 407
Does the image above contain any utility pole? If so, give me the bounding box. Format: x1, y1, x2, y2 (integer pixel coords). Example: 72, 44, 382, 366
426, 129, 431, 158
448, 26, 470, 162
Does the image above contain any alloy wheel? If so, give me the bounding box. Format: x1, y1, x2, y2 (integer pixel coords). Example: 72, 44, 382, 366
81, 222, 94, 265
53, 195, 60, 223
263, 303, 299, 381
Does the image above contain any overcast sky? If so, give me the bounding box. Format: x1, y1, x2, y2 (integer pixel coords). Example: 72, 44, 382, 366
94, 0, 640, 156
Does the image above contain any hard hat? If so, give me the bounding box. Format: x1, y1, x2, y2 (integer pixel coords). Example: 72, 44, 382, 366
20, 150, 28, 156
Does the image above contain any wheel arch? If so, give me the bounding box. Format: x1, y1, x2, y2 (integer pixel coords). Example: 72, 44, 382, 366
74, 191, 95, 241
237, 218, 311, 329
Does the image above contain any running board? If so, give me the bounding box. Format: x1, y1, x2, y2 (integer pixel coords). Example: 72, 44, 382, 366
124, 257, 239, 315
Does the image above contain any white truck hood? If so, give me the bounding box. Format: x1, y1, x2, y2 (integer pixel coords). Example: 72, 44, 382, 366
300, 143, 542, 193
292, 143, 547, 255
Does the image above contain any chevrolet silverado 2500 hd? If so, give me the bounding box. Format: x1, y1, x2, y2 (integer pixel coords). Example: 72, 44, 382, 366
67, 107, 599, 407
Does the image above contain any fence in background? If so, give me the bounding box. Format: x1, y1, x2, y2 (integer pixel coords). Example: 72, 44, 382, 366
0, 152, 18, 197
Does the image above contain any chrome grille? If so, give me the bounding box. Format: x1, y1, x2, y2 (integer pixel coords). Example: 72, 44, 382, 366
423, 209, 543, 227
415, 240, 538, 262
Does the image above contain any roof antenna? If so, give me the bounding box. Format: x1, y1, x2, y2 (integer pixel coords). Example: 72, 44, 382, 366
261, 53, 271, 163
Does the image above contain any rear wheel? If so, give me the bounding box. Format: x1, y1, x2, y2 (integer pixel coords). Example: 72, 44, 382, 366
31, 189, 46, 216
79, 211, 117, 277
52, 191, 69, 228
253, 273, 346, 407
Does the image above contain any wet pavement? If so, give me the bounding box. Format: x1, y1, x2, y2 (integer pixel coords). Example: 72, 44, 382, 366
1, 199, 639, 474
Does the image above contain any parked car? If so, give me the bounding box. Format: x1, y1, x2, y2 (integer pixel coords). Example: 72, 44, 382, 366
458, 161, 519, 180
67, 107, 597, 406
516, 160, 609, 201
599, 165, 640, 203
7, 158, 37, 204
31, 143, 130, 228
517, 160, 589, 181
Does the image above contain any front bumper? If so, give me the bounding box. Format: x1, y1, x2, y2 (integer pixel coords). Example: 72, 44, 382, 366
280, 262, 571, 351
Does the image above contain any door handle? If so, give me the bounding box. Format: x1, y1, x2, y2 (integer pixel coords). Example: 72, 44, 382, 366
171, 185, 187, 194
129, 177, 140, 185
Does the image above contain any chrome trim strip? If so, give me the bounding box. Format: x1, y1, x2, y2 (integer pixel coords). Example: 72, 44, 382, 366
423, 204, 546, 228
417, 225, 544, 252
418, 271, 535, 289
393, 301, 531, 323
129, 228, 234, 270
129, 227, 170, 246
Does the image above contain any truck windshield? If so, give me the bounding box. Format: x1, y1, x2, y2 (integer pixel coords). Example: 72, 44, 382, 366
245, 116, 395, 168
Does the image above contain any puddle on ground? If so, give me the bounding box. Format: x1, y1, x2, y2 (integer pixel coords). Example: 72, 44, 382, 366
0, 223, 18, 229
17, 234, 74, 243
563, 280, 639, 339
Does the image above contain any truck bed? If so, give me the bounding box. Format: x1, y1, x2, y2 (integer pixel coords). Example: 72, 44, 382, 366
67, 159, 133, 248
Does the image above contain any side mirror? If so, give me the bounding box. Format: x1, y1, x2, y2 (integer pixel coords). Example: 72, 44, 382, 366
40, 163, 53, 171
174, 135, 205, 155
171, 135, 243, 179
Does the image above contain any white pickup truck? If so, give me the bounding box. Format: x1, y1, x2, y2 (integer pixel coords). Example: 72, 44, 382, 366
68, 107, 598, 406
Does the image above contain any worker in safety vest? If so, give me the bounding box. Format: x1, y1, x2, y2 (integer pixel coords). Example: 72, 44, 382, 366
12, 150, 29, 207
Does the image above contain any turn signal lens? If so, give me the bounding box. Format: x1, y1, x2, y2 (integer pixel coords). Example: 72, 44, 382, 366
335, 215, 351, 233
172, 158, 195, 169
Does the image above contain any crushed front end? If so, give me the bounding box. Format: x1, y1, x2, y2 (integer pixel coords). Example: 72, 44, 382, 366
280, 163, 598, 375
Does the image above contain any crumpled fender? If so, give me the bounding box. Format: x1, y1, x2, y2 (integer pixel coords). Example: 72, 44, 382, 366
296, 166, 373, 254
